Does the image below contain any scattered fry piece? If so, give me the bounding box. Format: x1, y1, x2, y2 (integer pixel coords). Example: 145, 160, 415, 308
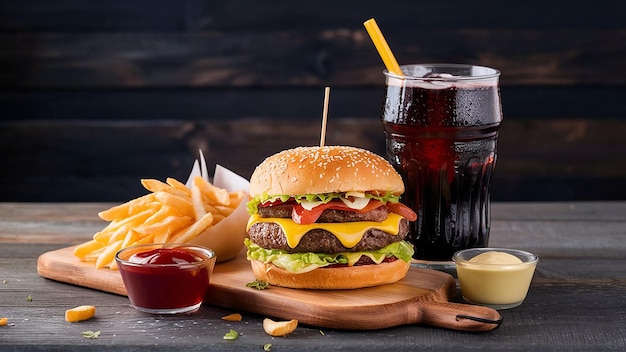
0, 317, 8, 326
222, 313, 243, 321
65, 305, 96, 323
263, 318, 298, 336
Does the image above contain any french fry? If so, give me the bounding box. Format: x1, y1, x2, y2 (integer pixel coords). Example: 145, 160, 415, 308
194, 176, 230, 206
93, 227, 118, 245
129, 200, 161, 215
141, 179, 189, 198
202, 203, 220, 215
74, 240, 105, 260
166, 177, 191, 196
98, 193, 155, 221
191, 183, 207, 220
153, 228, 173, 244
212, 214, 226, 224
105, 224, 132, 245
130, 233, 156, 246
95, 239, 123, 269
119, 207, 180, 248
134, 205, 180, 233
214, 205, 236, 216
141, 178, 168, 191
83, 247, 104, 263
168, 212, 214, 243
141, 179, 190, 198
230, 190, 246, 206
95, 209, 154, 243
104, 208, 159, 245
139, 215, 193, 235
121, 233, 157, 253
153, 191, 194, 217
121, 229, 142, 249
148, 216, 193, 244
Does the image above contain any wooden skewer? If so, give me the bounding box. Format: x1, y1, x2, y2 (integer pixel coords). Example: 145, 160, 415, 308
320, 86, 331, 147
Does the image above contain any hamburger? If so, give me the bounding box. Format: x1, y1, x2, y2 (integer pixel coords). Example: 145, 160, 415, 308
245, 146, 417, 289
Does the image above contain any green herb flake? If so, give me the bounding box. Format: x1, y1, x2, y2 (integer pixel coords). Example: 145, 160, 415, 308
246, 279, 269, 290
223, 329, 239, 340
82, 331, 101, 339
263, 343, 273, 351
26, 294, 32, 302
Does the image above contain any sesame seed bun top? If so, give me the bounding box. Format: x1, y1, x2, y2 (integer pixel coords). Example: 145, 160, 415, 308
249, 146, 405, 197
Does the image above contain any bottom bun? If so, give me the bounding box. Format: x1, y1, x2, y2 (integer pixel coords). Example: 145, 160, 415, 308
249, 259, 411, 289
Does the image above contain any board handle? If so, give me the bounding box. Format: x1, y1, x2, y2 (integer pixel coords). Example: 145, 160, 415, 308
415, 301, 502, 332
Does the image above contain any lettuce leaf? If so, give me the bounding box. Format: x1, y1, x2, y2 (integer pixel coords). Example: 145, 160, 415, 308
245, 239, 414, 274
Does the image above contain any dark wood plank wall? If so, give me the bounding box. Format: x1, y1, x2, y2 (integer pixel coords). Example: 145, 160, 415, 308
1, 0, 625, 202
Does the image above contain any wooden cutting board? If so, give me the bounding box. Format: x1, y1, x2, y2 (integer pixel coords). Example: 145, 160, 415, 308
37, 246, 501, 331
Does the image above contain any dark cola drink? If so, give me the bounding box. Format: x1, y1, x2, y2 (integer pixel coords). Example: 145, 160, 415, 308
382, 64, 502, 262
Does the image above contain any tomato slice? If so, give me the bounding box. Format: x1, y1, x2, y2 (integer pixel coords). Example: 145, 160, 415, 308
266, 197, 418, 224
292, 200, 385, 225
386, 202, 417, 221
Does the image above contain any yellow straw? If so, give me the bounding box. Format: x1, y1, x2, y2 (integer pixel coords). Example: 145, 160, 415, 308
363, 18, 403, 76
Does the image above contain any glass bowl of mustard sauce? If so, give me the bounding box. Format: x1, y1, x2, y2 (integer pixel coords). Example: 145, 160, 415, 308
453, 248, 538, 310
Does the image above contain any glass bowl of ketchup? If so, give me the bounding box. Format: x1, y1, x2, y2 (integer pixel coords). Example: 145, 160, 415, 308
115, 243, 216, 314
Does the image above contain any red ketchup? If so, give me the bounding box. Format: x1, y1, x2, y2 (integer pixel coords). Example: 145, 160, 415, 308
117, 247, 214, 313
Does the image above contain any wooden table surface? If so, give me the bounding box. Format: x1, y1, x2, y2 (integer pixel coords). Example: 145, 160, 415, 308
1, 202, 625, 351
